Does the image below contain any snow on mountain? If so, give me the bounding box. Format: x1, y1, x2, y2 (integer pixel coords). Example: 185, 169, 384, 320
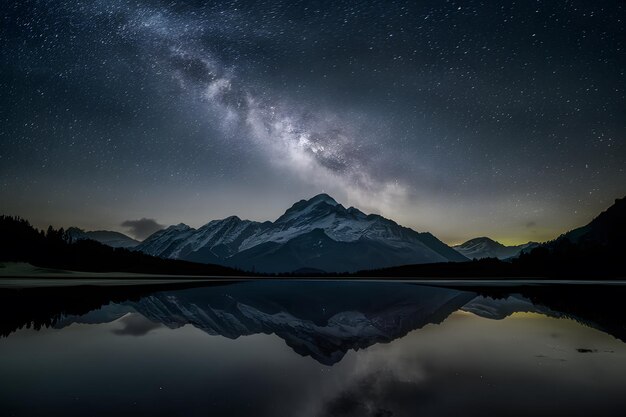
66, 227, 140, 248
239, 194, 437, 251
134, 223, 196, 258
453, 237, 538, 260
135, 193, 468, 272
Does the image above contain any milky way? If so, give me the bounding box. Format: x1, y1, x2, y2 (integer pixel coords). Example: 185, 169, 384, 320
1, 0, 624, 244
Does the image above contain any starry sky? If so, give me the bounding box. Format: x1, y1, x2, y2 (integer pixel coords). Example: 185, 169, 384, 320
1, 0, 624, 245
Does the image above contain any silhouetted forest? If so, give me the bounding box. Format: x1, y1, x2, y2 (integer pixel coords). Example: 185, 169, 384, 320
0, 215, 244, 276
353, 238, 623, 279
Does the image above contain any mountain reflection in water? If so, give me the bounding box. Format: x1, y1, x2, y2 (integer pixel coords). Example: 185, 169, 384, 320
1, 281, 626, 416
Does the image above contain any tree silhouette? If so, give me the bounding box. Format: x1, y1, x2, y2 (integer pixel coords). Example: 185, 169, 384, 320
0, 215, 244, 276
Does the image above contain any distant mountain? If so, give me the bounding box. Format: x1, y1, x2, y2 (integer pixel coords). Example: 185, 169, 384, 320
453, 237, 538, 260
135, 194, 468, 273
66, 227, 140, 248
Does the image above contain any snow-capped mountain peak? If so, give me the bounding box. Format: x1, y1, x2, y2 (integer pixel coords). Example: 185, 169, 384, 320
453, 237, 538, 260
135, 194, 468, 272
275, 193, 340, 224
304, 193, 339, 206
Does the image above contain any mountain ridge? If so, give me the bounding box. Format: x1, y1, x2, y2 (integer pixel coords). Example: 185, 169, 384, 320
135, 194, 468, 272
453, 237, 539, 260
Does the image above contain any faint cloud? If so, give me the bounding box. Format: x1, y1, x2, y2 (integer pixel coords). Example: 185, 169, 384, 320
525, 221, 537, 228
121, 218, 164, 240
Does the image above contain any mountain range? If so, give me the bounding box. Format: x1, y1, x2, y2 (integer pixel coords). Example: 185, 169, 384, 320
453, 237, 539, 260
45, 194, 626, 275
134, 194, 468, 273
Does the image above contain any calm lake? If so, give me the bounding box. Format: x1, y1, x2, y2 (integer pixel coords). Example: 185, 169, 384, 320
1, 280, 626, 416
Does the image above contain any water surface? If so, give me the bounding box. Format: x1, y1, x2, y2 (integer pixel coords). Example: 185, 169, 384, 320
1, 280, 625, 416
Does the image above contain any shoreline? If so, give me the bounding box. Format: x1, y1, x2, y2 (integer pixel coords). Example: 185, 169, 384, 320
2, 262, 625, 288
1, 276, 626, 289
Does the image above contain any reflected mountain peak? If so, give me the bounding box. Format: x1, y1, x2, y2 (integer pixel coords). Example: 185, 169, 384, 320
121, 283, 476, 365
111, 313, 163, 337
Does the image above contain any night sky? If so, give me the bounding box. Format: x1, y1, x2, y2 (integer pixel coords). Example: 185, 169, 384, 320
1, 0, 624, 245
